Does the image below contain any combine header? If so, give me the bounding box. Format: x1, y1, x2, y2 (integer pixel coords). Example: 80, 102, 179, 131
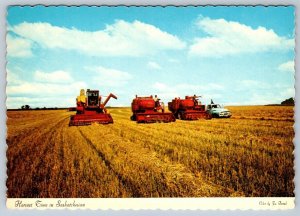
131, 95, 176, 123
69, 89, 117, 126
168, 95, 212, 120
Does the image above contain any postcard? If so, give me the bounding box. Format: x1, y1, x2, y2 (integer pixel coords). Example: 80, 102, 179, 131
5, 5, 295, 210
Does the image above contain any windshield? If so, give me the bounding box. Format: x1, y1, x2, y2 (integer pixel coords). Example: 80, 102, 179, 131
87, 91, 99, 106
88, 92, 98, 97
212, 104, 221, 108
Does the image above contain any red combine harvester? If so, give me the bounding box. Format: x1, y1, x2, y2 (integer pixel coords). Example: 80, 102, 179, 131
168, 95, 212, 120
69, 89, 117, 126
131, 95, 176, 123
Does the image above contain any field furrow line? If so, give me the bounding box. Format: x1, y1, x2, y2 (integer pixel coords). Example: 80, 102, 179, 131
6, 115, 70, 197
30, 117, 69, 197
6, 107, 295, 197
52, 116, 130, 197
106, 119, 293, 196
76, 127, 143, 197
112, 117, 292, 158
77, 125, 230, 197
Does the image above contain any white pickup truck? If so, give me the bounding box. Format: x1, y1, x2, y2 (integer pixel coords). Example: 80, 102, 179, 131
207, 104, 232, 118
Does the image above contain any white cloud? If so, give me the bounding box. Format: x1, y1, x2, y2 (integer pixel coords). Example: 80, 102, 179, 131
280, 87, 295, 99
238, 80, 271, 89
244, 94, 276, 105
152, 82, 223, 103
152, 82, 170, 92
7, 96, 74, 108
11, 20, 186, 57
278, 61, 294, 73
6, 66, 131, 108
244, 92, 291, 105
168, 58, 180, 63
234, 80, 294, 105
175, 83, 224, 91
34, 70, 73, 83
147, 61, 162, 70
6, 69, 22, 85
85, 66, 132, 87
223, 92, 281, 105
189, 17, 294, 57
151, 80, 292, 107
6, 68, 86, 107
7, 81, 86, 97
7, 34, 33, 58
153, 82, 224, 92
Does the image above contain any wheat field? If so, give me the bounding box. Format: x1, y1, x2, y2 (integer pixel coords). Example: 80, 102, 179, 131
6, 106, 294, 198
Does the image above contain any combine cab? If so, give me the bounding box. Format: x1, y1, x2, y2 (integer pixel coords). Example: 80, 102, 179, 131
69, 89, 117, 126
131, 95, 176, 123
168, 95, 212, 120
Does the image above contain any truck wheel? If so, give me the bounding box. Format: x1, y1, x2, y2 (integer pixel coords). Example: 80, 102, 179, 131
206, 113, 212, 120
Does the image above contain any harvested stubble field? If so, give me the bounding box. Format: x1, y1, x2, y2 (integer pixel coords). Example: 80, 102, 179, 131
6, 106, 294, 198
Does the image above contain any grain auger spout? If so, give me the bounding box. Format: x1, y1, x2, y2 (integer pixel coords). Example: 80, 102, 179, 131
101, 93, 118, 108
69, 89, 117, 126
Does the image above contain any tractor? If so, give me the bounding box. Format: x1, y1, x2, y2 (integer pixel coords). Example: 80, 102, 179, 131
131, 95, 176, 123
69, 89, 117, 126
168, 95, 212, 120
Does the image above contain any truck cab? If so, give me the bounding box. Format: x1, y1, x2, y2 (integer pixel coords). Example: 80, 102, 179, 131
207, 103, 231, 118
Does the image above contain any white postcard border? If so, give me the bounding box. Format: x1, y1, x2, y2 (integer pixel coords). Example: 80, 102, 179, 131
6, 197, 295, 210
1, 0, 299, 215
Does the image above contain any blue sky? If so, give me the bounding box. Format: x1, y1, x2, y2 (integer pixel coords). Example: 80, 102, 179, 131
6, 6, 295, 108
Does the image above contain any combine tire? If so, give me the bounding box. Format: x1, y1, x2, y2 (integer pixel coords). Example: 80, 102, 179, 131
178, 112, 183, 120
